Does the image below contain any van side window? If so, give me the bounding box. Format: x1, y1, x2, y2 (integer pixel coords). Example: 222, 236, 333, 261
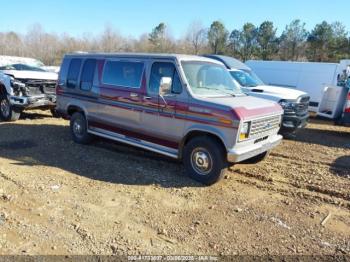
103, 61, 144, 88
80, 59, 96, 91
58, 58, 70, 85
149, 62, 182, 95
67, 59, 82, 89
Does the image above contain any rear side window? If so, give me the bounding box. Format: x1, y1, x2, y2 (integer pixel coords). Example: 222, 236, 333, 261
67, 59, 82, 89
103, 61, 144, 88
80, 59, 96, 91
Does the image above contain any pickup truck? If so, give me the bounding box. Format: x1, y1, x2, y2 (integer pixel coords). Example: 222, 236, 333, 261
0, 59, 58, 121
205, 55, 310, 137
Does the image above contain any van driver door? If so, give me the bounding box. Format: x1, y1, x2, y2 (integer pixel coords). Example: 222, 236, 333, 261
141, 61, 184, 149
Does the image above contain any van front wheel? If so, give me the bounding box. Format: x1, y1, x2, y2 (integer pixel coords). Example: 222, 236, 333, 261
70, 112, 92, 144
183, 136, 227, 185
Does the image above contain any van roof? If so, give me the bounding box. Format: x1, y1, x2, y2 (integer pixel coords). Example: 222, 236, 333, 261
64, 52, 222, 64
203, 55, 251, 71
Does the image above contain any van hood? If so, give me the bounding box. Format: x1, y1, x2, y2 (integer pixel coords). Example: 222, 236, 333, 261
197, 95, 283, 120
2, 70, 58, 81
245, 85, 307, 101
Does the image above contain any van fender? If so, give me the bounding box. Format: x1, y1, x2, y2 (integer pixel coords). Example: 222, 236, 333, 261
180, 124, 233, 156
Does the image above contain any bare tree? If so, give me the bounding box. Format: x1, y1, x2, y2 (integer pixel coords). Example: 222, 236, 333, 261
99, 25, 125, 52
185, 21, 207, 54
0, 20, 348, 66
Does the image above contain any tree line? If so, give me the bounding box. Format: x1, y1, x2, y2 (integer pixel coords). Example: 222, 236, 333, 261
0, 20, 349, 66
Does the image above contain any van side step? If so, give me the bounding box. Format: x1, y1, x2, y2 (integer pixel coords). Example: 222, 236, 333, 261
88, 127, 179, 159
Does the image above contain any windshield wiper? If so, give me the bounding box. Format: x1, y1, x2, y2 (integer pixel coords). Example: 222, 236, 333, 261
197, 86, 237, 97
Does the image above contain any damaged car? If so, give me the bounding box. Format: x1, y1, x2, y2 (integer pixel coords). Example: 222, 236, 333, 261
0, 61, 58, 121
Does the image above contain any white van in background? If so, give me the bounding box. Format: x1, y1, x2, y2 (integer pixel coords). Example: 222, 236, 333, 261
246, 59, 350, 112
205, 55, 310, 136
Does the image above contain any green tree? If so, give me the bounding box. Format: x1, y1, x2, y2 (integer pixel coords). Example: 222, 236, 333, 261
279, 19, 308, 61
228, 29, 241, 59
240, 23, 258, 61
149, 23, 168, 52
328, 22, 349, 61
207, 21, 228, 54
307, 21, 349, 62
307, 21, 334, 61
257, 21, 278, 60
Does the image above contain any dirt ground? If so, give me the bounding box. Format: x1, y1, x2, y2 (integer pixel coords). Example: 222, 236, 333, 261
0, 110, 349, 257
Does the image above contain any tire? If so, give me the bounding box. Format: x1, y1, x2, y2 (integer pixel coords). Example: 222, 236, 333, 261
0, 95, 21, 121
242, 151, 270, 164
70, 112, 92, 144
183, 136, 227, 185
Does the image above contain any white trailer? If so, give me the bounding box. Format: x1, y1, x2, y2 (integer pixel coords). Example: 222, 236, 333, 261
246, 59, 350, 112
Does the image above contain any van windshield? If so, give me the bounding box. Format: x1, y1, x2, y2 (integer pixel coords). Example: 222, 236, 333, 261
230, 70, 264, 87
181, 61, 243, 97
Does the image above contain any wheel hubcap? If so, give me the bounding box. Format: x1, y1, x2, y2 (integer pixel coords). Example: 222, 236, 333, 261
73, 119, 83, 136
191, 148, 213, 175
0, 98, 10, 118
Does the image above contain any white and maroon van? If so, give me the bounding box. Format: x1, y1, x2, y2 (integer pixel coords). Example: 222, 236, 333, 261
56, 53, 283, 185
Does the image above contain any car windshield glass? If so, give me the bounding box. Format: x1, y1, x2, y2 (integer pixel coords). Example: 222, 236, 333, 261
181, 61, 243, 96
0, 63, 46, 72
230, 70, 264, 87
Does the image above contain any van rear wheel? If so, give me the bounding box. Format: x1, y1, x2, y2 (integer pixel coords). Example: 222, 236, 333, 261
0, 95, 21, 122
183, 136, 227, 185
70, 112, 92, 144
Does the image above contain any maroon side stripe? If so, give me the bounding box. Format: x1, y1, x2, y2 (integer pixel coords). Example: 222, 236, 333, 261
89, 120, 179, 149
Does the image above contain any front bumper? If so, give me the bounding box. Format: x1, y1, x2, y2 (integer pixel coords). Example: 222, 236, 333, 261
280, 113, 309, 134
227, 134, 283, 163
10, 95, 56, 109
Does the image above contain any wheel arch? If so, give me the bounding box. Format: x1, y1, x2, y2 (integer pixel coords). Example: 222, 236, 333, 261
66, 103, 87, 118
179, 129, 227, 160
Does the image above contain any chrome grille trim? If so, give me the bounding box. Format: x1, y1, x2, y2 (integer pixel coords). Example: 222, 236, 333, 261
296, 96, 310, 116
250, 115, 281, 138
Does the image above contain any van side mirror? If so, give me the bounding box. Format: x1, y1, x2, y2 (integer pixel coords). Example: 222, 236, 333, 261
159, 77, 172, 96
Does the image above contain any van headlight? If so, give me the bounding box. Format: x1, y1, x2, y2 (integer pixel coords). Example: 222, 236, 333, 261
239, 121, 251, 141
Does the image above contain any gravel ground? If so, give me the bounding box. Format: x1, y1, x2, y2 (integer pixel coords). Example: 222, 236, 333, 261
0, 110, 349, 257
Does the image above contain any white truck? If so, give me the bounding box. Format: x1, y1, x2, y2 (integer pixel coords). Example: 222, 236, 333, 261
246, 59, 350, 113
0, 56, 58, 121
205, 55, 310, 136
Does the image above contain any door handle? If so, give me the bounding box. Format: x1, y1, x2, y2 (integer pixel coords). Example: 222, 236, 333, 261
143, 96, 151, 100
130, 93, 138, 98
164, 94, 176, 98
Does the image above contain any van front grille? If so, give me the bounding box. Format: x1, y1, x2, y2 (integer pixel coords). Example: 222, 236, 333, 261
250, 115, 281, 138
